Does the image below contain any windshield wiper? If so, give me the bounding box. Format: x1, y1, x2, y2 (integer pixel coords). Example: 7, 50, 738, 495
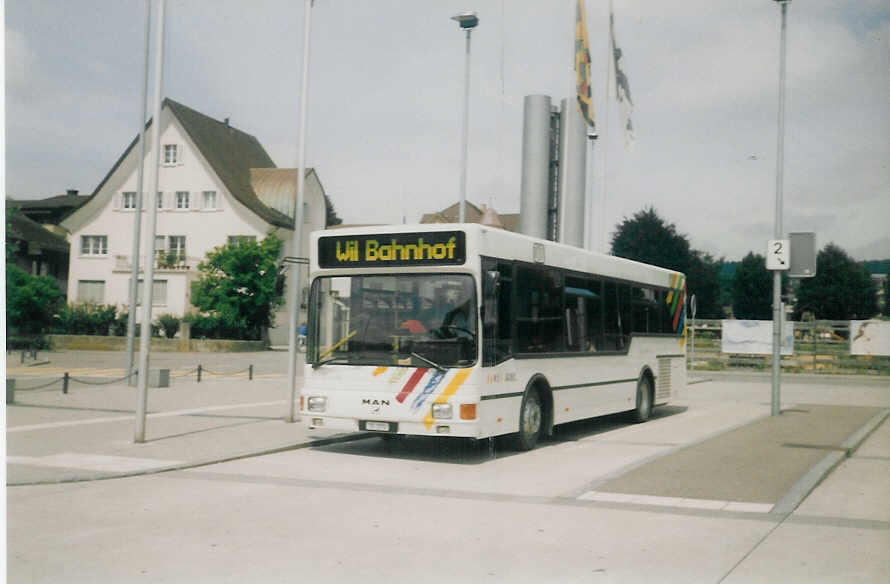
312, 357, 350, 369
411, 352, 446, 372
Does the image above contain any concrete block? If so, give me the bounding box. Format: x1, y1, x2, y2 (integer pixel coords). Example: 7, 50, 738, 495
127, 369, 170, 388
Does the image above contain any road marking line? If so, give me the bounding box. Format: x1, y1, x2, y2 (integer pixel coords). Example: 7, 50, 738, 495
7, 453, 183, 472
578, 490, 773, 513
7, 400, 286, 433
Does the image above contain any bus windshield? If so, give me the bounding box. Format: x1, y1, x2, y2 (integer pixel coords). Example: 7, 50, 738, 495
309, 274, 477, 368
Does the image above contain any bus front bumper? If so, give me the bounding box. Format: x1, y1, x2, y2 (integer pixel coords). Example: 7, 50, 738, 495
302, 415, 482, 438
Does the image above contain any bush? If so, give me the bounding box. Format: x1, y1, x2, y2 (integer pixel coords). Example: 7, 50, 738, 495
6, 264, 62, 335
156, 313, 181, 339
51, 303, 119, 335
183, 312, 243, 340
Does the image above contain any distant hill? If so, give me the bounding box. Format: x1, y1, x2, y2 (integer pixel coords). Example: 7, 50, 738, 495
719, 259, 888, 278
863, 259, 890, 275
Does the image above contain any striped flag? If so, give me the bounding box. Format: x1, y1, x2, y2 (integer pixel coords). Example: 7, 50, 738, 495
575, 0, 595, 128
610, 4, 634, 145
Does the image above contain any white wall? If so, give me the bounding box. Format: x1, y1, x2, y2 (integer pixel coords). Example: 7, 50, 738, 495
66, 106, 290, 324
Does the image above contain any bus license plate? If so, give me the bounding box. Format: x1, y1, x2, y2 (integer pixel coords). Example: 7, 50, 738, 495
364, 421, 392, 432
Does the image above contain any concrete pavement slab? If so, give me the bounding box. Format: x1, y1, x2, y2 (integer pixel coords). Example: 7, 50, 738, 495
593, 404, 884, 506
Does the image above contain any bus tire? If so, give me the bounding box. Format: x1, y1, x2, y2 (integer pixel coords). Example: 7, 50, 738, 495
515, 388, 542, 451
632, 374, 653, 423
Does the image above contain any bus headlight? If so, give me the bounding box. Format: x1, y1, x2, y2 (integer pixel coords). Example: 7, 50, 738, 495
431, 403, 453, 419
307, 396, 327, 413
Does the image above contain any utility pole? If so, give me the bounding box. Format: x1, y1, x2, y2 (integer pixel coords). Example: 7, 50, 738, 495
770, 0, 790, 417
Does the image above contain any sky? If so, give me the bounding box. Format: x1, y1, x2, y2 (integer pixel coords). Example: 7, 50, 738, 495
5, 0, 890, 261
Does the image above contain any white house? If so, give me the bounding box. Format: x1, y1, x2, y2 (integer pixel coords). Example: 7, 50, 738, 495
61, 99, 327, 345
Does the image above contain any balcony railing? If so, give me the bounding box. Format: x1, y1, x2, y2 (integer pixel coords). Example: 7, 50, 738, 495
114, 252, 197, 272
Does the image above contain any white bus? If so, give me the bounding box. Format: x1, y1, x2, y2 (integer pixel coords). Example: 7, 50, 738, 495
301, 224, 686, 450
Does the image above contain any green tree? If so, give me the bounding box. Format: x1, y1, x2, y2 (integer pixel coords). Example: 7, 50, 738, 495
731, 252, 773, 320
325, 195, 343, 227
884, 269, 890, 317
190, 233, 284, 340
5, 210, 62, 334
686, 250, 724, 319
794, 243, 878, 320
610, 206, 725, 318
610, 207, 691, 274
6, 264, 63, 334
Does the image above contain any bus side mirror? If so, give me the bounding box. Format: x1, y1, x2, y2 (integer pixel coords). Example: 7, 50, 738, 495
483, 270, 499, 328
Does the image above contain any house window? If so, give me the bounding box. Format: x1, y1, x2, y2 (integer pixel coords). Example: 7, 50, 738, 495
123, 192, 136, 209
163, 144, 179, 165
202, 191, 217, 209
78, 280, 106, 303
227, 235, 257, 246
155, 236, 186, 266
136, 279, 168, 306
168, 236, 186, 261
176, 191, 190, 209
157, 192, 164, 209
81, 235, 108, 255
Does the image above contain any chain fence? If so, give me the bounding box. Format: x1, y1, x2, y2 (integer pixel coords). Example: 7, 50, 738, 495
7, 363, 257, 398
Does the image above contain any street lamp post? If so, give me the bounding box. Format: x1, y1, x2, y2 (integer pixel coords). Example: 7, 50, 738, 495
451, 11, 479, 224
287, 0, 314, 423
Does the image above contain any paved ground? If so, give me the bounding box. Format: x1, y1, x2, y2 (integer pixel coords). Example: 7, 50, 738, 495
5, 351, 890, 582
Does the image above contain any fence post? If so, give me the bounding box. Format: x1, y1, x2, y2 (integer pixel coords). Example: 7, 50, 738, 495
63, 372, 69, 394
197, 364, 202, 383
812, 321, 818, 374
249, 365, 253, 381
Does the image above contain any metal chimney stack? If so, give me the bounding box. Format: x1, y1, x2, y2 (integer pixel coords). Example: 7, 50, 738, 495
519, 95, 552, 240
558, 98, 587, 248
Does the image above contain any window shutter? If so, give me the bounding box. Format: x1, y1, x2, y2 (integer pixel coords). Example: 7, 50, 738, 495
193, 191, 203, 210
113, 193, 122, 210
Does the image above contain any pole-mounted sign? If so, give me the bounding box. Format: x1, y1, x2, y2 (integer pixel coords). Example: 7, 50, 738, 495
788, 232, 816, 278
766, 239, 790, 270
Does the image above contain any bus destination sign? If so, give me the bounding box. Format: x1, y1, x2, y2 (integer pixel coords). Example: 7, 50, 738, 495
317, 231, 466, 268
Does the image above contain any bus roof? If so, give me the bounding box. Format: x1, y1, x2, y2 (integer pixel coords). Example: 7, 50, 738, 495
309, 223, 684, 290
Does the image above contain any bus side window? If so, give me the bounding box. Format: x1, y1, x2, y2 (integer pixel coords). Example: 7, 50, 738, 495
516, 265, 563, 353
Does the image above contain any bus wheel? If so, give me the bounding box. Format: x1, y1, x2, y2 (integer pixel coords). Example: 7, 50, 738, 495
516, 388, 542, 451
632, 375, 653, 423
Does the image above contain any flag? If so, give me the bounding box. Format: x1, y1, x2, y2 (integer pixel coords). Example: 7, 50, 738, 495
575, 0, 595, 128
610, 5, 634, 145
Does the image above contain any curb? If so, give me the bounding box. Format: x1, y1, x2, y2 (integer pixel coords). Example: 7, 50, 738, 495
771, 408, 890, 515
7, 431, 373, 487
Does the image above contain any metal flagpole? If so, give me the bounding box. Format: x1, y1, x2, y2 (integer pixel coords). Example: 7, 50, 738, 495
600, 3, 613, 253
287, 0, 313, 423
125, 0, 152, 383
135, 0, 166, 443
771, 0, 790, 417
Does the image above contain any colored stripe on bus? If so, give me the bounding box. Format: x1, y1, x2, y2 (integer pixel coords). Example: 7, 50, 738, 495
422, 368, 472, 429
372, 367, 388, 377
411, 370, 446, 411
395, 368, 428, 403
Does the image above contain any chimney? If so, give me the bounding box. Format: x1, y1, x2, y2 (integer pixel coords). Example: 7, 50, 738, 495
224, 117, 230, 127
67, 189, 79, 196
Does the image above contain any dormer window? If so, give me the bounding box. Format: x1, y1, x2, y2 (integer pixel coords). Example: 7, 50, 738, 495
163, 144, 179, 165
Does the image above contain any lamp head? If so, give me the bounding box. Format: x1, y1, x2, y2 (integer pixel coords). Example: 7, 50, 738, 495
451, 12, 479, 29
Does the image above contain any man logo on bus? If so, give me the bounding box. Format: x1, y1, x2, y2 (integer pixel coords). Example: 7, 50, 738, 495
363, 399, 390, 412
